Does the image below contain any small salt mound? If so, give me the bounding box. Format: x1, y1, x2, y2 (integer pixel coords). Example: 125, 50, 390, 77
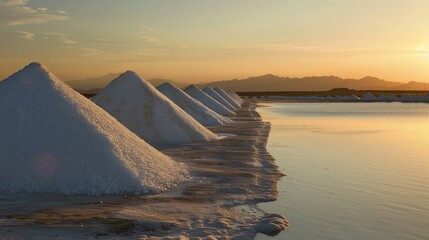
412, 94, 425, 102
376, 94, 387, 102
91, 71, 217, 146
156, 82, 231, 126
423, 93, 429, 102
386, 94, 398, 102
202, 87, 237, 110
184, 85, 236, 116
342, 95, 352, 101
361, 92, 377, 101
334, 95, 343, 101
233, 91, 244, 102
326, 95, 334, 100
227, 90, 243, 103
350, 95, 360, 101
0, 63, 188, 195
214, 87, 242, 108
399, 93, 412, 102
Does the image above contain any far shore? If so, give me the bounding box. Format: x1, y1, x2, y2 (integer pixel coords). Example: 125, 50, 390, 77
237, 89, 429, 98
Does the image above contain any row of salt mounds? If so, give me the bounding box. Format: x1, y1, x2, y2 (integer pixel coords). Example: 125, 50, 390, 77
0, 63, 188, 195
214, 87, 241, 108
360, 92, 429, 102
184, 85, 235, 116
156, 82, 232, 126
91, 71, 217, 146
202, 87, 237, 110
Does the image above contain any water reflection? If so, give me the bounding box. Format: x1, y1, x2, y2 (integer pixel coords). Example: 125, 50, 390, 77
257, 102, 429, 240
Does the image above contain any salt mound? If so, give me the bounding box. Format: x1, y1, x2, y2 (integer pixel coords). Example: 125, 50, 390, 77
0, 63, 188, 195
350, 95, 360, 101
184, 85, 235, 116
412, 94, 425, 102
376, 94, 387, 102
423, 93, 429, 102
386, 94, 398, 102
156, 82, 231, 126
202, 87, 236, 110
334, 95, 343, 101
92, 72, 217, 145
228, 90, 244, 103
361, 92, 377, 101
214, 87, 242, 108
399, 93, 412, 102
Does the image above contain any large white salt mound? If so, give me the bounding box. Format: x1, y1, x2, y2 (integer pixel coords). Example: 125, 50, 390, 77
92, 72, 217, 146
0, 63, 188, 195
361, 92, 377, 101
214, 87, 242, 108
156, 82, 231, 126
202, 87, 237, 110
184, 85, 236, 116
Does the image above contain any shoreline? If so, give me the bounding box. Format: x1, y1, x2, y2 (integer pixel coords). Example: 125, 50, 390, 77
0, 100, 287, 239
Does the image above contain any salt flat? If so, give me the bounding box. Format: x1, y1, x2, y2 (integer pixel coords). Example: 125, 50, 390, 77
0, 100, 286, 239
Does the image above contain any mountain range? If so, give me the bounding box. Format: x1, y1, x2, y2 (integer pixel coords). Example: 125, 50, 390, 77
197, 74, 429, 91
66, 73, 429, 92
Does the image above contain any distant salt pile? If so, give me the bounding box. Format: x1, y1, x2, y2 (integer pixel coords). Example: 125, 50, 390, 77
386, 94, 398, 102
350, 95, 360, 101
184, 85, 235, 116
326, 95, 334, 100
412, 94, 425, 102
342, 95, 352, 101
376, 94, 387, 102
399, 93, 412, 102
361, 92, 377, 101
334, 95, 343, 101
0, 63, 188, 195
202, 87, 237, 110
423, 93, 429, 102
156, 82, 231, 126
214, 87, 242, 108
227, 90, 243, 104
92, 71, 217, 145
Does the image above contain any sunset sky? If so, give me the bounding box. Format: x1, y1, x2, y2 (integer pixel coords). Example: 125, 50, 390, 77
1, 0, 429, 83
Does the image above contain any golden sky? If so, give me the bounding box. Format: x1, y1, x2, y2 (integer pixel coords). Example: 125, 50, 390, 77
1, 0, 429, 83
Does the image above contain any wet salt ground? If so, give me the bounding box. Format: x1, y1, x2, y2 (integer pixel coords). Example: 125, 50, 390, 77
0, 101, 286, 239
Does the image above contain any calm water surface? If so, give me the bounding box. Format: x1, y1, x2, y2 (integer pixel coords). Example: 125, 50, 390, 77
257, 102, 429, 240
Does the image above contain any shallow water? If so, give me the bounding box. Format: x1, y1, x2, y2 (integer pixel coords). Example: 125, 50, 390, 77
257, 102, 429, 240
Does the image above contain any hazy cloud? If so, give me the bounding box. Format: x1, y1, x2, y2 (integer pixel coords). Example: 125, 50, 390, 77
141, 35, 160, 44
15, 30, 34, 39
0, 0, 68, 25
42, 32, 77, 45
56, 10, 67, 14
140, 24, 153, 31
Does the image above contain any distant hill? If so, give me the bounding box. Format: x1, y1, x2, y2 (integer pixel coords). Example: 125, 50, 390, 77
66, 73, 121, 90
197, 74, 428, 91
66, 73, 428, 92
66, 74, 187, 90
146, 78, 189, 89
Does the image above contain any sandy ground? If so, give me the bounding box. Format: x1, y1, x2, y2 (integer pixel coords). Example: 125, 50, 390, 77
0, 100, 287, 239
